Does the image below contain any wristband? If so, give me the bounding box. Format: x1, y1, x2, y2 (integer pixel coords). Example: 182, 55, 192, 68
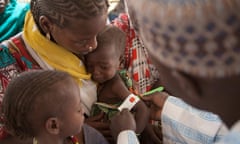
118, 94, 140, 111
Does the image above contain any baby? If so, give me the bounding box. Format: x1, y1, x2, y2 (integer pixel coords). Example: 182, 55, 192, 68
85, 25, 149, 135
2, 70, 108, 144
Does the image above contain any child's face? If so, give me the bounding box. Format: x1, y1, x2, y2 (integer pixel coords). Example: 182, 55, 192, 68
58, 78, 84, 137
86, 44, 120, 83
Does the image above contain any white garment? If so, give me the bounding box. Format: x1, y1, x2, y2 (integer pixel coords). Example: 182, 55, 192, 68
22, 34, 97, 115
79, 79, 97, 115
215, 121, 240, 144
117, 96, 240, 144
161, 96, 228, 144
117, 130, 139, 144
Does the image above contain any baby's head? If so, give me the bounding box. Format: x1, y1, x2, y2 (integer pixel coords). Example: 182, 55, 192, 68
86, 25, 126, 83
128, 0, 240, 126
2, 70, 84, 139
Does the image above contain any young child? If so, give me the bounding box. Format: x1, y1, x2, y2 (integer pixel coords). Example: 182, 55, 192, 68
1, 70, 109, 144
85, 25, 149, 135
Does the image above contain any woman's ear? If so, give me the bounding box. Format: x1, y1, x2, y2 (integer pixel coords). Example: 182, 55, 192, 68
45, 117, 61, 135
171, 70, 201, 101
39, 16, 53, 34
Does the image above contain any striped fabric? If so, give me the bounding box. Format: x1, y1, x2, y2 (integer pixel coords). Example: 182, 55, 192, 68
117, 130, 139, 144
161, 96, 228, 144
215, 121, 240, 144
112, 13, 160, 94
115, 96, 240, 144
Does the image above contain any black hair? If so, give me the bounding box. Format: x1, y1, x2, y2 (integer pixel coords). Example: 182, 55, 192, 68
30, 0, 109, 33
97, 25, 126, 57
2, 70, 72, 139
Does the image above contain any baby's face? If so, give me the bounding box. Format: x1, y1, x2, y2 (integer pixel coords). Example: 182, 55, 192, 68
86, 44, 120, 83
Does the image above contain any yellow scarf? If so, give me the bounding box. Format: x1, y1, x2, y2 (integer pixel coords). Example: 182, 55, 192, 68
23, 12, 91, 85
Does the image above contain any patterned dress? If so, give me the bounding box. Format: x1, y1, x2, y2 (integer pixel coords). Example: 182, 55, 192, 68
112, 13, 160, 94
0, 34, 40, 139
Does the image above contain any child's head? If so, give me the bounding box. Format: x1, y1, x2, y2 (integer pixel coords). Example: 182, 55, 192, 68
2, 70, 84, 139
128, 0, 240, 126
86, 25, 126, 83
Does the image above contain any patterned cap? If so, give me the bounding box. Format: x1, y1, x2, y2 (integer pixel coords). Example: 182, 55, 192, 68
127, 0, 240, 77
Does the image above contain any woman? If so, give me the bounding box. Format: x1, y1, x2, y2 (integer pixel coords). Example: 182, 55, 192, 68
0, 0, 29, 42
0, 0, 111, 143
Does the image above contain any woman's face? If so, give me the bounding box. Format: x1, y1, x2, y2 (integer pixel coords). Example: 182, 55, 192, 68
50, 14, 107, 55
0, 0, 7, 13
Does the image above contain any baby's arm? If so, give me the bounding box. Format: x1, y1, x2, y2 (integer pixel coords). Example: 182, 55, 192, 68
112, 76, 149, 134
133, 100, 149, 134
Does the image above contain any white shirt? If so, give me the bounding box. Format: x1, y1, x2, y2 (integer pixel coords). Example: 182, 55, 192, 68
117, 96, 232, 144
117, 130, 139, 144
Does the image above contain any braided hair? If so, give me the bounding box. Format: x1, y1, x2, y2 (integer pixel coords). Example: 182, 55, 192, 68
30, 0, 109, 32
2, 70, 73, 139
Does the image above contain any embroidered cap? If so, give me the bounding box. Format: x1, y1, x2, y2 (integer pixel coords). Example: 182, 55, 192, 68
128, 0, 240, 77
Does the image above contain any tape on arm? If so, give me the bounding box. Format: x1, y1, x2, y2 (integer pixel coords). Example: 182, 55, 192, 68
118, 94, 140, 111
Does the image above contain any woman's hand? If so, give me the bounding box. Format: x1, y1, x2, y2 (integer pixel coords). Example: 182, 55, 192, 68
141, 92, 169, 121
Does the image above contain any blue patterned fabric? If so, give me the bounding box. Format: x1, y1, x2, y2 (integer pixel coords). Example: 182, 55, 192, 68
116, 96, 239, 144
215, 121, 240, 144
161, 96, 229, 144
117, 130, 139, 144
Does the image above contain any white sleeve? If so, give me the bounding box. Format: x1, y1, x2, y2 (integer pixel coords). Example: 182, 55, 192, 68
117, 130, 139, 144
161, 96, 228, 144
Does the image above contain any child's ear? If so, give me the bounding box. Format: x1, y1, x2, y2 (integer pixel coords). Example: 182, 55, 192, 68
171, 70, 201, 101
45, 117, 61, 135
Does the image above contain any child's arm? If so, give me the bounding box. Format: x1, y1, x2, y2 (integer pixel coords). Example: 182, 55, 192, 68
112, 75, 132, 100
112, 75, 149, 134
133, 100, 149, 134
